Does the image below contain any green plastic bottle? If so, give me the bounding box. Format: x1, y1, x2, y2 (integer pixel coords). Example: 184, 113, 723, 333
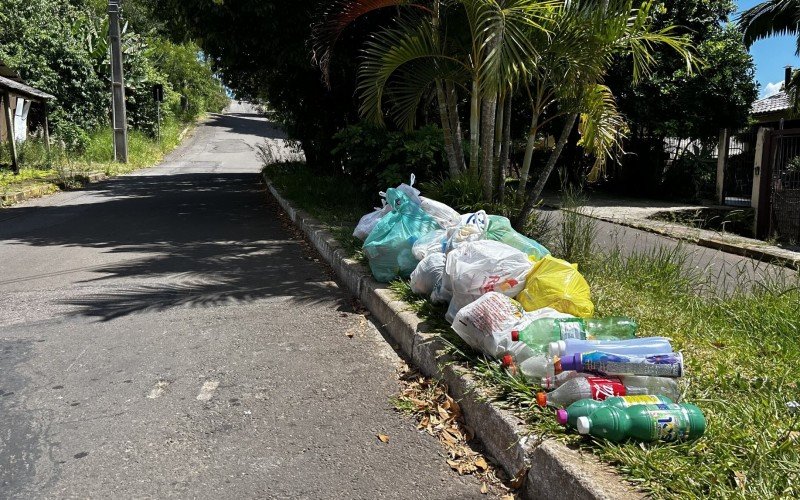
513, 316, 637, 353
557, 395, 675, 428
576, 403, 706, 443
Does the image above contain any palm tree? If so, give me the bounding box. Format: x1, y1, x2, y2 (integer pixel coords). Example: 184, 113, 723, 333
739, 0, 800, 52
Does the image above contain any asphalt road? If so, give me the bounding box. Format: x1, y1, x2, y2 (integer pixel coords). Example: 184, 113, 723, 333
0, 103, 489, 499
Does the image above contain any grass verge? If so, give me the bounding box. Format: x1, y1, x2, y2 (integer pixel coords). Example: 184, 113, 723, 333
265, 162, 800, 498
1, 118, 191, 204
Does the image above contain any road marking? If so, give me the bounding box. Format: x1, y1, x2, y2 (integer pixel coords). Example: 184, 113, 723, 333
147, 380, 169, 399
196, 380, 219, 401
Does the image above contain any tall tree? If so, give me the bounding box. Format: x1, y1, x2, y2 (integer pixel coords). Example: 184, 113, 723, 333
739, 0, 800, 51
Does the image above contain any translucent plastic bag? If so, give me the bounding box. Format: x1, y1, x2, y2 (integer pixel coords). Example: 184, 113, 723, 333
485, 215, 550, 260
393, 174, 422, 205
363, 188, 441, 282
410, 253, 446, 296
412, 229, 447, 260
515, 255, 594, 317
353, 203, 392, 241
451, 292, 525, 355
419, 196, 461, 229
444, 240, 533, 323
445, 211, 489, 252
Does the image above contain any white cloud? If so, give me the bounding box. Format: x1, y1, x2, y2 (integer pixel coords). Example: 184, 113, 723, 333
761, 81, 783, 98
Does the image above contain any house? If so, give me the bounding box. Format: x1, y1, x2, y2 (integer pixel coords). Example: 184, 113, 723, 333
0, 60, 54, 173
750, 90, 800, 127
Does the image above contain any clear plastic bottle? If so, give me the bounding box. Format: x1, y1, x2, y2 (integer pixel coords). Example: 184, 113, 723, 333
576, 403, 706, 442
501, 342, 555, 379
557, 394, 675, 428
536, 376, 626, 407
549, 337, 672, 358
541, 372, 681, 401
558, 351, 684, 378
514, 316, 638, 353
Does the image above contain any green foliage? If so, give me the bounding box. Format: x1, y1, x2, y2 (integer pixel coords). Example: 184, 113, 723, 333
332, 123, 447, 189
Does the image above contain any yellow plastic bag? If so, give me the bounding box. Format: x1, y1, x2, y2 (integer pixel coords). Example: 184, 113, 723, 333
515, 255, 594, 317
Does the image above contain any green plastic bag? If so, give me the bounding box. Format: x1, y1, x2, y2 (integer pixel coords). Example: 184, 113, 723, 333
486, 215, 550, 260
363, 188, 441, 282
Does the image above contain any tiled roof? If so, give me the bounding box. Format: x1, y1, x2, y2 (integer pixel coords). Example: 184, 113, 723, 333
0, 75, 54, 101
751, 91, 791, 115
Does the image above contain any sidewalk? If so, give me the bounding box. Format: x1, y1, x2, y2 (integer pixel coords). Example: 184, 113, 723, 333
545, 192, 800, 270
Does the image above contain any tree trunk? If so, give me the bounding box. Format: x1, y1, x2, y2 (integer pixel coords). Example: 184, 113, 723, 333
469, 78, 480, 175
497, 94, 512, 204
516, 110, 540, 203
515, 113, 578, 228
436, 80, 461, 177
480, 93, 498, 201
492, 93, 505, 200
445, 80, 465, 173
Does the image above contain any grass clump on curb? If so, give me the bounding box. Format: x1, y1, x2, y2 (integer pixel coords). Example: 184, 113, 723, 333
264, 162, 800, 498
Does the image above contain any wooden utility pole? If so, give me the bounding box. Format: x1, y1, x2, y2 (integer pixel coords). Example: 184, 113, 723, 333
108, 0, 128, 163
2, 92, 18, 174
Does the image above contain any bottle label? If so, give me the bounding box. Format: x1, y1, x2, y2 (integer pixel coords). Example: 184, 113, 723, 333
618, 395, 662, 406
647, 405, 692, 441
579, 352, 683, 377
557, 319, 587, 340
587, 377, 625, 400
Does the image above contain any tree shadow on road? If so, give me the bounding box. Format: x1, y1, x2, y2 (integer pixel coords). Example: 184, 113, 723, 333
0, 172, 351, 321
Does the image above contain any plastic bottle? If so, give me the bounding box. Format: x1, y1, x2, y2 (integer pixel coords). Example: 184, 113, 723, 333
513, 316, 638, 353
549, 337, 672, 358
536, 376, 626, 407
541, 373, 681, 402
501, 342, 555, 379
557, 395, 675, 428
576, 403, 706, 443
558, 351, 684, 378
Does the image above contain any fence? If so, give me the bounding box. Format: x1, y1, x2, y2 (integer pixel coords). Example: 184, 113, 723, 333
766, 129, 800, 242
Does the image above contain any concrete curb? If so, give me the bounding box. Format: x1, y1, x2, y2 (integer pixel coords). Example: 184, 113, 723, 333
553, 206, 800, 271
1, 172, 107, 207
264, 177, 642, 500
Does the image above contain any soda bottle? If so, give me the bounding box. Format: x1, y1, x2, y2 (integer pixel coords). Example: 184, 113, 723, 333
540, 373, 681, 402
549, 337, 672, 358
513, 316, 638, 353
576, 403, 706, 442
557, 351, 684, 378
557, 395, 675, 428
536, 376, 625, 407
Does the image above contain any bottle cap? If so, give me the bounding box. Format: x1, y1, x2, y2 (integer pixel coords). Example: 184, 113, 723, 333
548, 341, 565, 357
556, 409, 568, 425
536, 391, 547, 407
511, 330, 519, 342
576, 416, 591, 435
559, 353, 581, 372
501, 354, 513, 367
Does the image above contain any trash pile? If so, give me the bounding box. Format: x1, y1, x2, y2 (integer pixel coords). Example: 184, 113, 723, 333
355, 176, 706, 443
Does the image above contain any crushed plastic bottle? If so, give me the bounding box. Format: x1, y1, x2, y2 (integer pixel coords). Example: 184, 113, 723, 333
501, 342, 555, 379
576, 402, 706, 443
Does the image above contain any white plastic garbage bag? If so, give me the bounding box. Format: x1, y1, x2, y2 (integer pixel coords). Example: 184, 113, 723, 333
353, 203, 392, 241
412, 229, 447, 260
445, 211, 489, 252
451, 292, 525, 354
444, 240, 533, 323
392, 174, 422, 205
410, 253, 446, 296
419, 196, 460, 229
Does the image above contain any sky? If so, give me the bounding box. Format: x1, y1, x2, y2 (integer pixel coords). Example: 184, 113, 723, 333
737, 0, 800, 98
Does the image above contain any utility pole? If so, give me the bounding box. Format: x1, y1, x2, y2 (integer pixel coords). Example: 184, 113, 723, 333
108, 0, 128, 162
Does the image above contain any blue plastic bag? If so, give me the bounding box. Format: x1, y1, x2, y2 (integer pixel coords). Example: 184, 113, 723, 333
363, 188, 441, 282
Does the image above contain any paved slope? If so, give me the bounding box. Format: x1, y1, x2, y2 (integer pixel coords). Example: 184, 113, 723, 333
0, 103, 488, 499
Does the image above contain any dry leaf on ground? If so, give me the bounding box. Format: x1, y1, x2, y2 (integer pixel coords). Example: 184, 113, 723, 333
377, 434, 390, 443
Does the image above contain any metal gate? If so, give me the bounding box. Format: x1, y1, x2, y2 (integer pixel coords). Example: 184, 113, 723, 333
722, 129, 756, 206
762, 129, 800, 243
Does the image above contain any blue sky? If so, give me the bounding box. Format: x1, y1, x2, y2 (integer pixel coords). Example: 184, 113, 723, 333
737, 0, 799, 98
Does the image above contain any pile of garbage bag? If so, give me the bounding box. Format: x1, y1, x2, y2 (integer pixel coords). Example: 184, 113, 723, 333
355, 176, 706, 443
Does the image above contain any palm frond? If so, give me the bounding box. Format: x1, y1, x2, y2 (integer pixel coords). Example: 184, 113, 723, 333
577, 84, 628, 182
737, 0, 800, 48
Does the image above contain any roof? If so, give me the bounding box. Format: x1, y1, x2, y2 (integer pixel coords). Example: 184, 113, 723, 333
0, 60, 23, 83
751, 91, 791, 116
0, 75, 54, 101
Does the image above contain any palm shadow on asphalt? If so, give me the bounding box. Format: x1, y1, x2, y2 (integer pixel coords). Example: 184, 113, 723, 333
0, 170, 351, 321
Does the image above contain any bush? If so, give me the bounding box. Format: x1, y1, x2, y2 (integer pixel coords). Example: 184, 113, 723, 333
332, 123, 446, 192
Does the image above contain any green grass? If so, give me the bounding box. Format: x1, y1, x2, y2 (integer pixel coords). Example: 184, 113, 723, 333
1, 118, 190, 202
265, 162, 800, 498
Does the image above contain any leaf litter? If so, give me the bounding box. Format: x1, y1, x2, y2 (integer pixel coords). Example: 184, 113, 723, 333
393, 365, 518, 498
